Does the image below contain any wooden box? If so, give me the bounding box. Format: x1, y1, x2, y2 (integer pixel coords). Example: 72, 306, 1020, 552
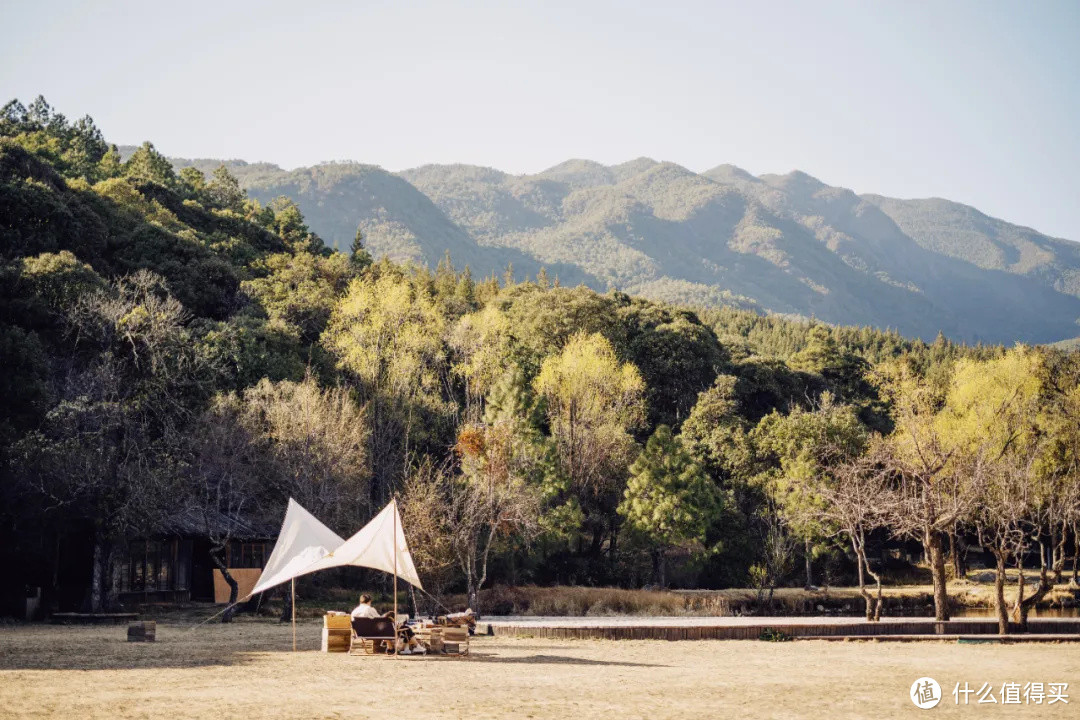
416, 627, 443, 653
324, 613, 352, 629
127, 621, 156, 642
442, 627, 468, 642
321, 627, 351, 653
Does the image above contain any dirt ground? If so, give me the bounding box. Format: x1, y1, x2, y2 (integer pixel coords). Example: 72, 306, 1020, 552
1, 619, 1077, 719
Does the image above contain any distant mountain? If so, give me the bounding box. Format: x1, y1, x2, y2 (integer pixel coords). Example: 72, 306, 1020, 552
168, 157, 595, 288
163, 152, 1080, 344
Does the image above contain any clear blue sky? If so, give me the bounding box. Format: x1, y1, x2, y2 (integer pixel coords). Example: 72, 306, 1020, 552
3, 0, 1078, 239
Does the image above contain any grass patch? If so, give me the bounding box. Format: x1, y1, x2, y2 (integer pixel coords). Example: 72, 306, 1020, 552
447, 585, 732, 616
1, 622, 1077, 719
444, 578, 1080, 617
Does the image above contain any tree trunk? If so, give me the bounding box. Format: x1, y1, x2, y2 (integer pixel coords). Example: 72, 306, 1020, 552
210, 549, 239, 623
803, 536, 813, 590
1072, 522, 1079, 587
866, 558, 884, 622
279, 584, 293, 623
90, 538, 105, 613
589, 526, 604, 557
652, 548, 666, 589
923, 529, 950, 621
992, 550, 1009, 635
467, 579, 479, 615
1013, 546, 1054, 632
1052, 524, 1067, 584
853, 535, 872, 621
949, 527, 963, 580
852, 527, 884, 621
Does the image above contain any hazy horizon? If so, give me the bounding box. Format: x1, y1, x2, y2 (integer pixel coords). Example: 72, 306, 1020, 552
3, 0, 1078, 239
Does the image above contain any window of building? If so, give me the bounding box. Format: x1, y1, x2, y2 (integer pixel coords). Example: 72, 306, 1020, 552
229, 542, 267, 569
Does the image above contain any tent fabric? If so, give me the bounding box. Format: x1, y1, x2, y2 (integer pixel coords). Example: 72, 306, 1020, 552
250, 498, 345, 596
305, 499, 424, 590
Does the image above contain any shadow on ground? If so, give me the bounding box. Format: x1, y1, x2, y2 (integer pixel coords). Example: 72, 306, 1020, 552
0, 623, 300, 672
462, 653, 666, 668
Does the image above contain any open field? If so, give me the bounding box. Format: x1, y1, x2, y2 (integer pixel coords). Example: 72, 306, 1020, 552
2, 620, 1077, 719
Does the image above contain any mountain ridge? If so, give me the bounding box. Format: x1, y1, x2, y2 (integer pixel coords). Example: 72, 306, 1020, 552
151, 149, 1080, 345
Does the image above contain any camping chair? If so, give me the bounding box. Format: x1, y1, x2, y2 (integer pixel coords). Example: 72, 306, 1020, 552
349, 617, 397, 655
439, 625, 470, 656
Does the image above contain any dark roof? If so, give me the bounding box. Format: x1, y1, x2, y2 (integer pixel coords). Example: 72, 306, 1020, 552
157, 507, 272, 540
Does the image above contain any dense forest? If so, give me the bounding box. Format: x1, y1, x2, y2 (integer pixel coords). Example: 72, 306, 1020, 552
2, 98, 1078, 633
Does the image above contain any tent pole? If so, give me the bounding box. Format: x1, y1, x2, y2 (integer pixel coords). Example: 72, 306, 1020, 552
291, 578, 296, 652
393, 500, 399, 658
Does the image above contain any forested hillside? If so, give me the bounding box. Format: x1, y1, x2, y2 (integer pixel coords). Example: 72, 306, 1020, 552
161, 152, 1080, 345
5, 99, 1079, 630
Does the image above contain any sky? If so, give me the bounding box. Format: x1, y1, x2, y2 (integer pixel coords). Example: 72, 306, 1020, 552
2, 0, 1079, 239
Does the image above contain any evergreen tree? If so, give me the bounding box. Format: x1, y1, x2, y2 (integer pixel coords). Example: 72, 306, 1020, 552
350, 225, 373, 267
207, 164, 245, 212
619, 425, 720, 586
123, 141, 176, 187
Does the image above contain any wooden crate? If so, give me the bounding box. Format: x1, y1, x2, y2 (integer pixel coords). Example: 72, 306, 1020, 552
442, 627, 468, 642
415, 626, 441, 652
324, 614, 351, 630
321, 627, 351, 653
441, 627, 469, 655
127, 621, 156, 642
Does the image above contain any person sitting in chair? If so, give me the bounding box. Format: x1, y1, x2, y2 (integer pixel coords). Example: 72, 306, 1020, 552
350, 594, 380, 620
379, 610, 426, 654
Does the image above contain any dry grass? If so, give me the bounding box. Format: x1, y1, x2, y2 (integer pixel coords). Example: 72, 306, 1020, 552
454, 585, 731, 616
456, 579, 1080, 617
707, 578, 1080, 613
2, 620, 1078, 719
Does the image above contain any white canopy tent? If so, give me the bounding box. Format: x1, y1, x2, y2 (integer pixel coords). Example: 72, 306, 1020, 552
249, 498, 422, 651
251, 498, 345, 597
247, 498, 345, 650
304, 499, 423, 590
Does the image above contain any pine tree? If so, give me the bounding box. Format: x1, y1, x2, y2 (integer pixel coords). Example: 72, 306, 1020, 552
618, 425, 720, 586
350, 225, 372, 268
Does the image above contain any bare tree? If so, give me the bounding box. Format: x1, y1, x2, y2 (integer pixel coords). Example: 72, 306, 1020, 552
971, 449, 1030, 634
184, 396, 269, 622
181, 377, 370, 620
237, 376, 370, 532
810, 441, 895, 620
878, 432, 974, 621
873, 364, 974, 622
1008, 472, 1076, 630
750, 501, 796, 612
449, 419, 543, 613
398, 457, 458, 612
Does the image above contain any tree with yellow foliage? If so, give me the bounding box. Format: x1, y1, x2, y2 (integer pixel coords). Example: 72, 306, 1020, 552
322, 270, 449, 506
533, 332, 645, 557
